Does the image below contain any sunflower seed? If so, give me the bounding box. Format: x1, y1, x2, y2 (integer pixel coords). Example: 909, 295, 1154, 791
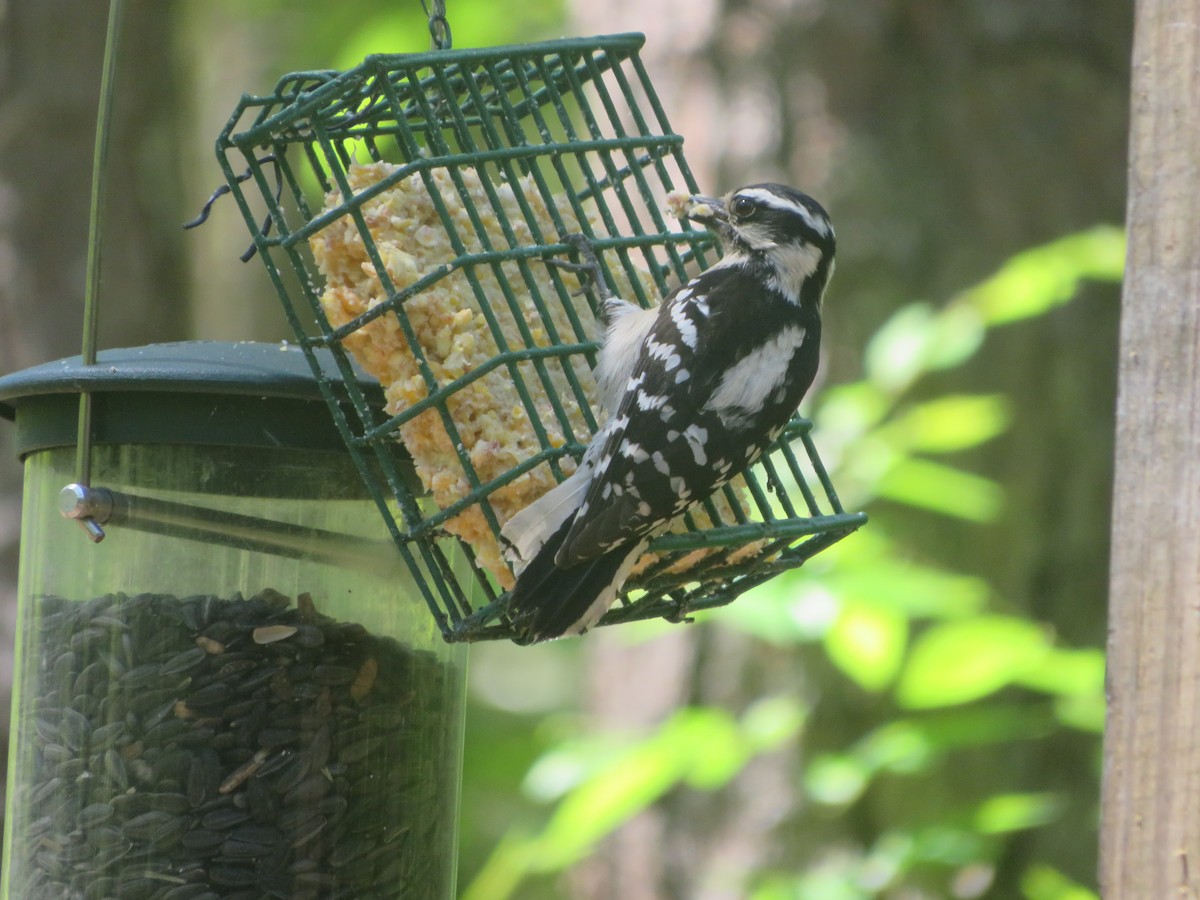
252, 625, 297, 645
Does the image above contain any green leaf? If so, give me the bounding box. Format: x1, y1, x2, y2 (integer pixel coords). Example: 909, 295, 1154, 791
852, 721, 933, 775
910, 825, 987, 866
1021, 864, 1100, 900
334, 10, 429, 66
885, 394, 1012, 453
903, 703, 1057, 751
862, 831, 919, 885
1014, 647, 1105, 698
863, 301, 987, 393
528, 708, 742, 868
808, 527, 990, 619
824, 602, 908, 691
924, 302, 987, 370
460, 831, 538, 900
681, 709, 751, 789
974, 791, 1063, 834
839, 707, 1057, 792
522, 701, 804, 871
805, 753, 870, 805
826, 558, 990, 619
875, 457, 1004, 521
815, 381, 893, 437
785, 870, 874, 900
521, 736, 626, 802
864, 303, 938, 391
963, 225, 1125, 325
1053, 692, 1106, 733
741, 695, 810, 752
719, 578, 842, 644
334, 2, 566, 69
897, 617, 1052, 708
857, 228, 1122, 401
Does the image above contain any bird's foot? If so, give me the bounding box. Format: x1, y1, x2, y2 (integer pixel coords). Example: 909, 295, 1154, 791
545, 233, 613, 301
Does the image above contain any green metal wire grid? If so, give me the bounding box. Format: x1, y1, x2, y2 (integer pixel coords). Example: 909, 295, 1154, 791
214, 33, 866, 643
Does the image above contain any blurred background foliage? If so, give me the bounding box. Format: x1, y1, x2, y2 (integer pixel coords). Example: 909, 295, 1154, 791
457, 227, 1122, 900
0, 0, 1129, 897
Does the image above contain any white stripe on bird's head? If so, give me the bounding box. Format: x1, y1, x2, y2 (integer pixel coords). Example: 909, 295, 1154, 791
728, 186, 833, 239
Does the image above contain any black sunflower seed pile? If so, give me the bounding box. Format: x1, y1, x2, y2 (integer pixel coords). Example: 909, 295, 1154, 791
12, 589, 456, 899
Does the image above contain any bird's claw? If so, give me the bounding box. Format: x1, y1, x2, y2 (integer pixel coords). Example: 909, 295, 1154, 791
545, 233, 613, 300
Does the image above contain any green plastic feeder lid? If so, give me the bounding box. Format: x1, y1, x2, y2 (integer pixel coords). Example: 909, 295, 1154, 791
0, 341, 384, 459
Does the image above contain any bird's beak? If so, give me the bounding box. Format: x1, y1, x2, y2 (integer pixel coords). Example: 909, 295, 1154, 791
683, 194, 727, 224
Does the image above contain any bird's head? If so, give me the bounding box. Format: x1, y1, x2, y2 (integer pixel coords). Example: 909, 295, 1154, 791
681, 183, 836, 306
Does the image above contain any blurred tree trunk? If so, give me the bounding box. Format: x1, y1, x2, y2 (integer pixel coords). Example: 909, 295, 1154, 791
175, 0, 299, 341
0, 0, 188, 841
0, 0, 110, 829
1101, 0, 1200, 893
568, 1, 1129, 897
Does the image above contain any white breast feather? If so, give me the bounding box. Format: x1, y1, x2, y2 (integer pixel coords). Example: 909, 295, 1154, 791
704, 325, 807, 427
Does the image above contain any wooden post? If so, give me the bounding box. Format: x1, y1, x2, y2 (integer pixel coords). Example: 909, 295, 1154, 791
1101, 0, 1200, 895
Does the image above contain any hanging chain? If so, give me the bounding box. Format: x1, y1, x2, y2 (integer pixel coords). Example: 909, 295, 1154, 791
421, 0, 452, 50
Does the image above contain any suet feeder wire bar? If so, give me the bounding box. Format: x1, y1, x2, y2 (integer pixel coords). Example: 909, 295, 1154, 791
215, 31, 865, 643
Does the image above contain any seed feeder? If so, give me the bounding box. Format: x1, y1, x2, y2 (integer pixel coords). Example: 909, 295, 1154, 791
0, 5, 465, 897
214, 24, 865, 643
0, 344, 465, 898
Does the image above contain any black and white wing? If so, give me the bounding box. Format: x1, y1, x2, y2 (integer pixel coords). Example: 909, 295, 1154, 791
554, 264, 820, 567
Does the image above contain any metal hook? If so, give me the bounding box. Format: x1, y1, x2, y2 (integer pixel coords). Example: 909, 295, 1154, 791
421, 0, 452, 50
183, 154, 282, 263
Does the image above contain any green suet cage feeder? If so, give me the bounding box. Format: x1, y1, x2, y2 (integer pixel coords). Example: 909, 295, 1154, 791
216, 31, 865, 644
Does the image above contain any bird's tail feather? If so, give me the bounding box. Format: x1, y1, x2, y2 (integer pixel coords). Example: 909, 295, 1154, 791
505, 517, 645, 643
500, 463, 593, 576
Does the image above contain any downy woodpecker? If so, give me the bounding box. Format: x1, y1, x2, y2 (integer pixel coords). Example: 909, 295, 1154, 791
501, 183, 836, 642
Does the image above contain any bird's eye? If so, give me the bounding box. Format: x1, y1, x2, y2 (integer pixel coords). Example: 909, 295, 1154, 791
730, 196, 757, 219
